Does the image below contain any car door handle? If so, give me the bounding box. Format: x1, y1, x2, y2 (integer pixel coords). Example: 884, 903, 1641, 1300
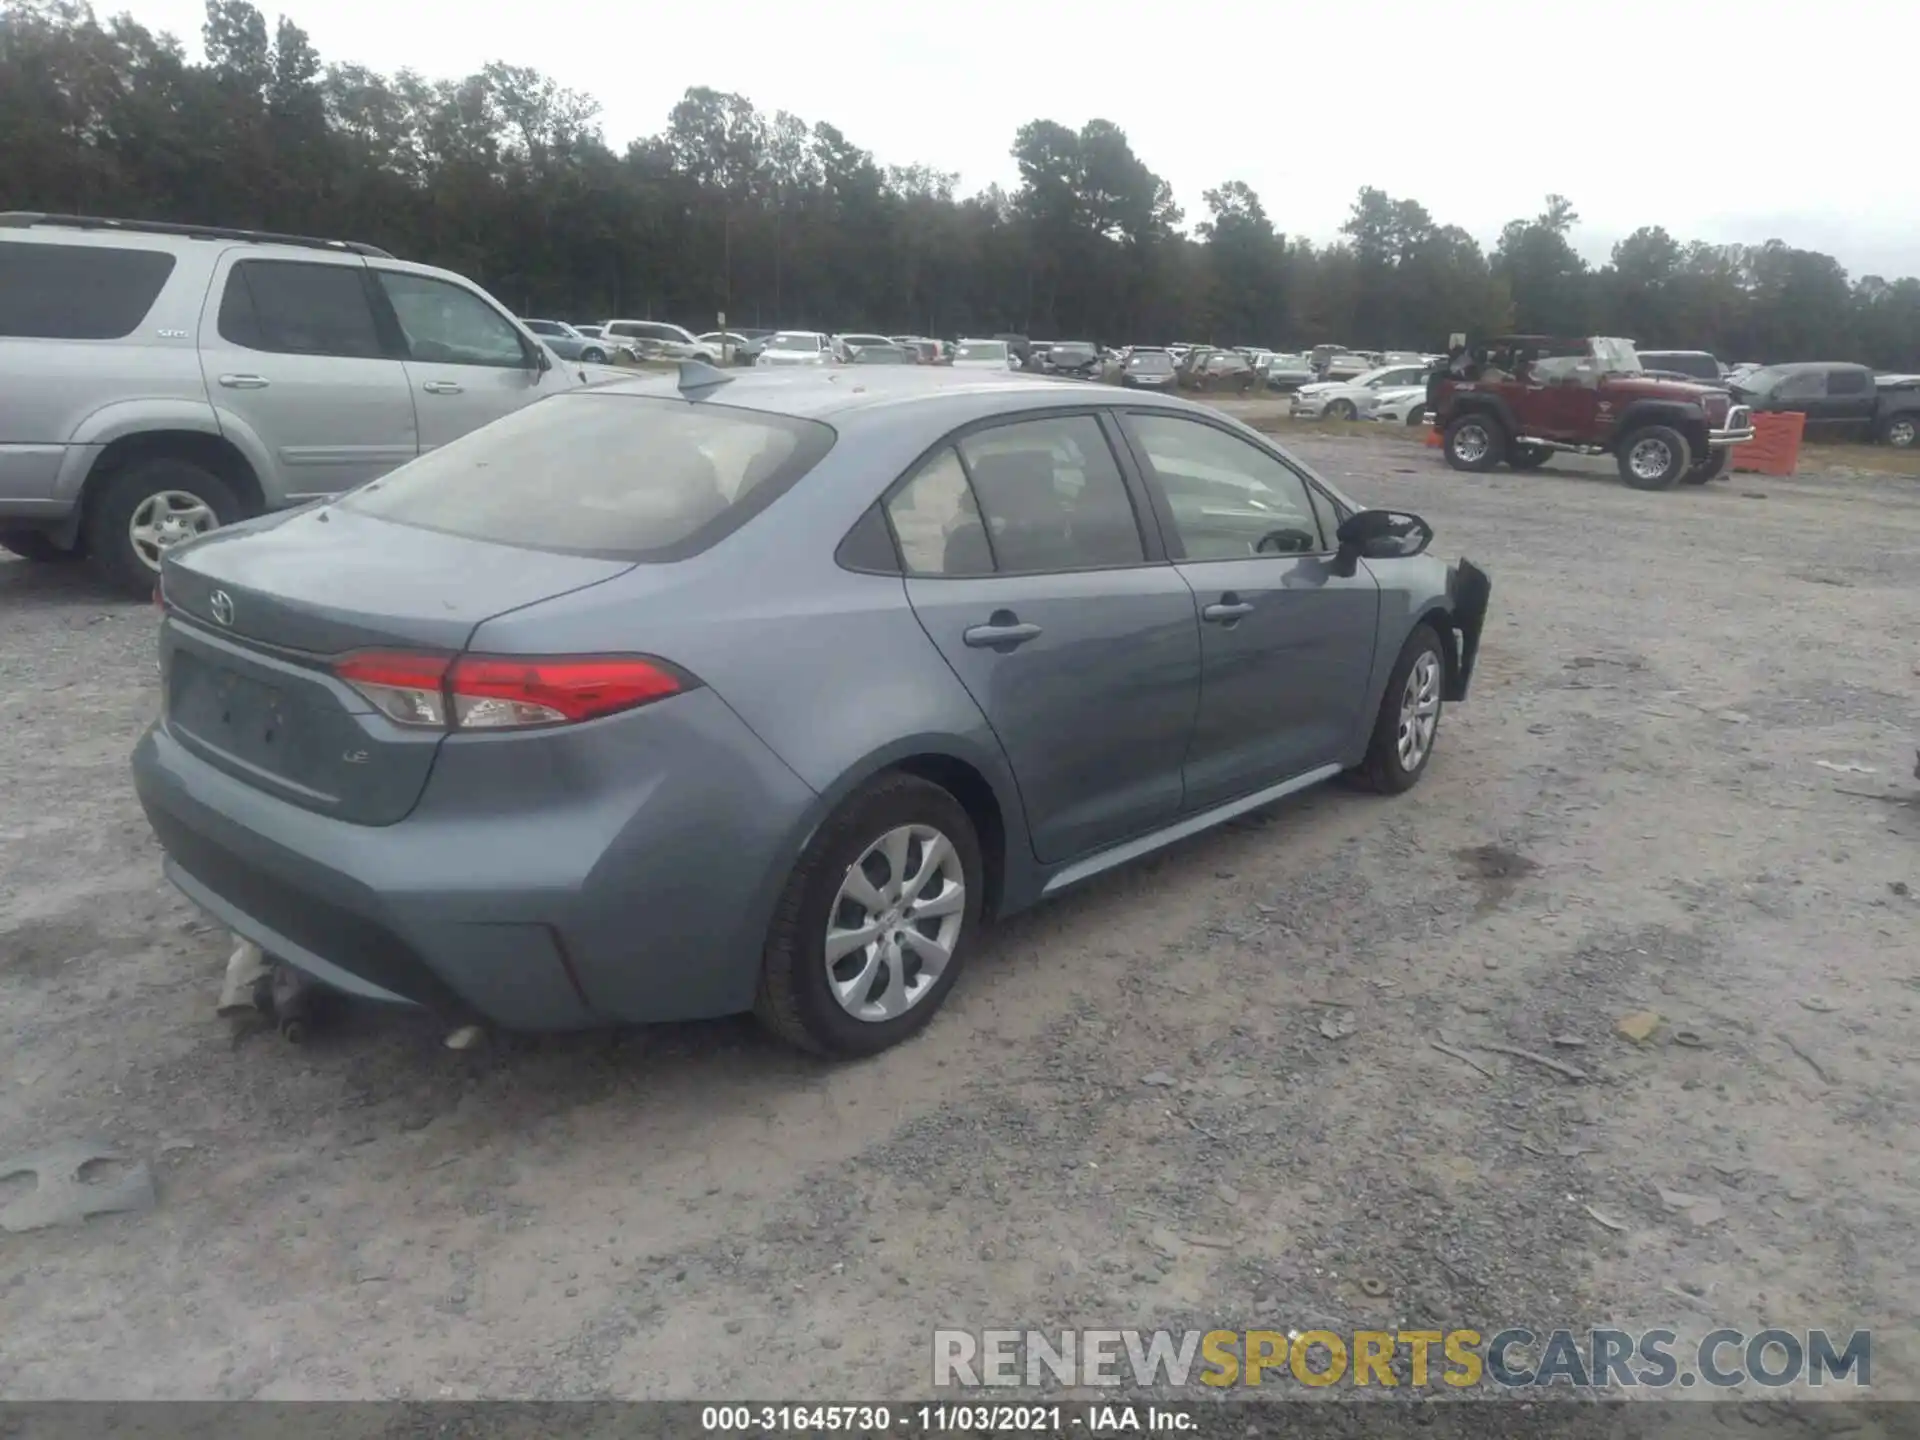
217, 374, 270, 390
1202, 598, 1255, 623
422, 380, 464, 395
962, 620, 1042, 649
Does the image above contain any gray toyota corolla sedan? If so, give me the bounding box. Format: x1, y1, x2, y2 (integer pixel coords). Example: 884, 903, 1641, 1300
133, 365, 1491, 1056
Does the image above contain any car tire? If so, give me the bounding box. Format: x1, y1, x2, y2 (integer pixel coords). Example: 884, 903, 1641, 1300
1508, 444, 1553, 470
1616, 425, 1692, 490
580, 346, 607, 363
1443, 414, 1505, 472
0, 530, 82, 563
1405, 408, 1428, 427
84, 457, 242, 599
755, 772, 984, 1058
1879, 415, 1918, 449
1327, 398, 1358, 421
1683, 447, 1730, 484
1350, 623, 1447, 795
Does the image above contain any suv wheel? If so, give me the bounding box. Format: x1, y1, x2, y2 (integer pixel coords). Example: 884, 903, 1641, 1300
580, 346, 607, 363
1882, 415, 1918, 449
1443, 414, 1504, 472
0, 530, 82, 564
85, 457, 241, 599
755, 772, 982, 1057
1617, 425, 1692, 491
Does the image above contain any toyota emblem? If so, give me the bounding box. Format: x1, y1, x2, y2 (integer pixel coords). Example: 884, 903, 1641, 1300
209, 590, 235, 627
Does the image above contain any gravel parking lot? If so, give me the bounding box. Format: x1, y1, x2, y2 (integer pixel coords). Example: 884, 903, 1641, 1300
3, 419, 1917, 1401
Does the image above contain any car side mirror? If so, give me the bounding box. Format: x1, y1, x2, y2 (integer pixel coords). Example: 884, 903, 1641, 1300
530, 345, 552, 374
1336, 508, 1434, 560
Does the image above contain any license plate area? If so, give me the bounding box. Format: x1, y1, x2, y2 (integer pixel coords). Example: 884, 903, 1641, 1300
169, 651, 297, 768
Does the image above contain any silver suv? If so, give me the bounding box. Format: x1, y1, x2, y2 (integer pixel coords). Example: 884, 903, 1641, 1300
0, 213, 594, 595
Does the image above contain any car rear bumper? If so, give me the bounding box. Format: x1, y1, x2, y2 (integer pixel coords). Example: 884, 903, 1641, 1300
131, 687, 818, 1030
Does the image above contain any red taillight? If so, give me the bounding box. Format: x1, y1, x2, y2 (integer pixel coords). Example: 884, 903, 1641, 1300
333, 652, 683, 731
447, 656, 682, 728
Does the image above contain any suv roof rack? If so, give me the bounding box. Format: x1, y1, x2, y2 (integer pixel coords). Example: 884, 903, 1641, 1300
0, 212, 394, 259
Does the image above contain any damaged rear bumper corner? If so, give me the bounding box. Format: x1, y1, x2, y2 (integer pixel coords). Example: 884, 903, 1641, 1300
1444, 558, 1492, 701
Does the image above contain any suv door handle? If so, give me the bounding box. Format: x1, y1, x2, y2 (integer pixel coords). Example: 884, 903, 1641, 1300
963, 618, 1042, 650
422, 381, 464, 395
217, 374, 270, 390
1202, 597, 1255, 623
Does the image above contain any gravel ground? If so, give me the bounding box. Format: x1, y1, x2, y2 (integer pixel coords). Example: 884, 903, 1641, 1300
2, 419, 1918, 1403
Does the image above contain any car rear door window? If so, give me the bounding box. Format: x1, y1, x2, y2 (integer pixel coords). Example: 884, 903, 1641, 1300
1128, 413, 1326, 559
0, 241, 176, 340
375, 271, 527, 368
341, 393, 835, 560
1827, 368, 1871, 396
218, 259, 386, 358
886, 448, 992, 576
956, 415, 1145, 573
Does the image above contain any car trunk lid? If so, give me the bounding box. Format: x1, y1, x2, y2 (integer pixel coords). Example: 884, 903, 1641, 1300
158, 506, 631, 824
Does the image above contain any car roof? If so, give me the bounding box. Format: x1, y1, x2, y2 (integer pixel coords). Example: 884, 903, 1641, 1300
578, 366, 1195, 425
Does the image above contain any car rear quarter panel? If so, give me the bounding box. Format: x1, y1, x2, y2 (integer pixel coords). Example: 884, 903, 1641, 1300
0, 241, 217, 514
460, 396, 1043, 982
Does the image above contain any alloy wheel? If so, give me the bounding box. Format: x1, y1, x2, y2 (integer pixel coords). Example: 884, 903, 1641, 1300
1452, 424, 1490, 465
128, 490, 219, 571
1397, 650, 1441, 771
824, 824, 966, 1022
1628, 437, 1674, 483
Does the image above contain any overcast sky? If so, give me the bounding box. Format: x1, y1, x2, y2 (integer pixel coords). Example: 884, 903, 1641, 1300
124, 0, 1920, 281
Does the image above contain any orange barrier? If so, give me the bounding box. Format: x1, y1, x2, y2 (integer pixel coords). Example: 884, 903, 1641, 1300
1731, 410, 1804, 476
1424, 425, 1442, 448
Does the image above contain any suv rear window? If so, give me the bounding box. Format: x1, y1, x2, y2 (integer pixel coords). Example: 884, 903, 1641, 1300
0, 241, 176, 340
341, 393, 836, 561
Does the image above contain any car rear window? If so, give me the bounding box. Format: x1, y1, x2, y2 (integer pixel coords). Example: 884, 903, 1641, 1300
341, 393, 836, 561
0, 241, 177, 340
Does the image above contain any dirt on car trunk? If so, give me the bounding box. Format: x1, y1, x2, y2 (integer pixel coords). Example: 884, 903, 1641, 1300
1, 425, 1917, 1402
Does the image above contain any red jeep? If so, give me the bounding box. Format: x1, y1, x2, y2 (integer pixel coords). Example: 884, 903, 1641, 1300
1429, 336, 1755, 489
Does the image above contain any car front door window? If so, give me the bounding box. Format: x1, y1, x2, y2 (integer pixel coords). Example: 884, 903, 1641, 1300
1126, 413, 1325, 560
375, 272, 527, 368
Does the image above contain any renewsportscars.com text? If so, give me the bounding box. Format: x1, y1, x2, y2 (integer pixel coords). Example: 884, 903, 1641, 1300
932, 1327, 1872, 1390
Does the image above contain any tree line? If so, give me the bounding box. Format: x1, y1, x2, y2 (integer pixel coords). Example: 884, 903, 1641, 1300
6, 0, 1920, 369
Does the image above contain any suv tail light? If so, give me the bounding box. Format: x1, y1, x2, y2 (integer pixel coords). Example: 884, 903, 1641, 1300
334, 653, 686, 731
